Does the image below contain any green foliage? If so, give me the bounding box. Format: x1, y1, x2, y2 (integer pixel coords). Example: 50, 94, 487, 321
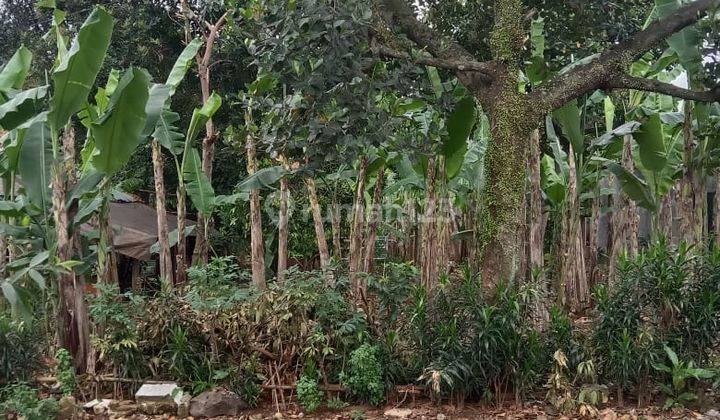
326, 396, 349, 410
185, 256, 251, 312
0, 314, 47, 383
341, 344, 385, 406
652, 345, 714, 409
0, 383, 59, 420
55, 348, 77, 396
296, 373, 323, 413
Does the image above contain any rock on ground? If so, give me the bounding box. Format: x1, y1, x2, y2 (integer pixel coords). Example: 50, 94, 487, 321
189, 388, 248, 418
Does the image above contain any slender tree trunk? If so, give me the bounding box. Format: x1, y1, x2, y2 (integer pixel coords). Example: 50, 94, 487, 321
660, 186, 675, 242
246, 133, 266, 289
152, 139, 173, 284
587, 195, 600, 287
96, 186, 118, 286
277, 176, 289, 282
363, 167, 385, 273
610, 134, 639, 281
421, 157, 439, 290
307, 177, 331, 269
52, 127, 88, 372
559, 144, 588, 312
349, 156, 368, 298
331, 194, 342, 259
176, 184, 187, 286
715, 173, 720, 248
527, 129, 548, 326
679, 103, 700, 246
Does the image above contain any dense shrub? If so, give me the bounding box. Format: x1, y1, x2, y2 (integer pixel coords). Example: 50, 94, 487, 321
0, 314, 48, 383
341, 344, 385, 406
0, 383, 58, 420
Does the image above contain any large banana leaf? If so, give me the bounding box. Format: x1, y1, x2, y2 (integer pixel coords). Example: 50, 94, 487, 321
0, 86, 48, 130
183, 147, 215, 217
443, 97, 476, 180
18, 120, 53, 208
553, 99, 584, 156
237, 166, 286, 192
166, 38, 202, 95
0, 46, 32, 94
185, 92, 222, 146
596, 157, 657, 211
153, 109, 184, 155
48, 6, 113, 131
634, 114, 666, 171
3, 112, 49, 173
142, 83, 172, 137
655, 0, 703, 79
91, 67, 150, 175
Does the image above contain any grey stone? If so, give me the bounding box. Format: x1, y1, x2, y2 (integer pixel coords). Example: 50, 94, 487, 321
177, 393, 192, 418
57, 396, 77, 419
135, 382, 183, 404
703, 409, 720, 419
189, 388, 247, 418
139, 401, 177, 415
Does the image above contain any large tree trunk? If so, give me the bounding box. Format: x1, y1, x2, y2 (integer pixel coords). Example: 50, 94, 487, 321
363, 167, 385, 273
420, 157, 439, 290
277, 176, 289, 282
349, 157, 368, 298
307, 177, 331, 269
96, 186, 119, 286
559, 144, 588, 312
152, 139, 173, 284
176, 184, 188, 286
609, 134, 639, 281
53, 127, 89, 373
247, 133, 266, 289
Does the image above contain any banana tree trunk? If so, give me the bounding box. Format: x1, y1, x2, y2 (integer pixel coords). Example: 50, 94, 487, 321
307, 177, 331, 269
53, 127, 89, 372
349, 156, 368, 299
152, 139, 173, 284
96, 187, 118, 286
559, 144, 588, 311
679, 103, 700, 246
277, 176, 289, 282
246, 133, 266, 289
363, 166, 385, 273
527, 129, 549, 325
421, 157, 438, 290
176, 184, 187, 286
715, 173, 720, 248
610, 134, 639, 282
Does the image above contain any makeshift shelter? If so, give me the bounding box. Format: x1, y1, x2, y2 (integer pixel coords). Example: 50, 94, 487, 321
107, 201, 195, 290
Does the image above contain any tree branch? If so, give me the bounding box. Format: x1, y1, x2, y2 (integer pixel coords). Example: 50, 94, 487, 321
532, 0, 720, 112
602, 75, 720, 102
373, 43, 494, 76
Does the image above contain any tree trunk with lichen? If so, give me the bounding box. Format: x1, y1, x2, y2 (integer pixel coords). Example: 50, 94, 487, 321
349, 156, 368, 299
277, 176, 289, 282
527, 129, 548, 325
152, 139, 173, 284
247, 133, 266, 289
307, 177, 331, 270
364, 166, 385, 273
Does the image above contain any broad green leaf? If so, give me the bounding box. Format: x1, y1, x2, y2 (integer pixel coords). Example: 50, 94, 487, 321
18, 119, 52, 208
634, 114, 666, 171
530, 17, 545, 59
591, 121, 641, 148
426, 66, 443, 100
153, 109, 184, 155
91, 67, 150, 175
0, 86, 48, 130
546, 115, 569, 179
183, 147, 215, 217
443, 97, 476, 179
237, 166, 286, 192
553, 99, 584, 156
185, 92, 221, 146
604, 96, 615, 133
248, 73, 278, 96
142, 83, 172, 137
602, 159, 657, 211
166, 38, 202, 95
655, 0, 703, 80
48, 6, 113, 131
0, 46, 33, 93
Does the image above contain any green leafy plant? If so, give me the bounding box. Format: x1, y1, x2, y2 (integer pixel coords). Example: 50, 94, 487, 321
55, 348, 77, 396
326, 396, 349, 410
296, 373, 323, 413
341, 344, 385, 406
0, 383, 59, 420
652, 345, 714, 409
